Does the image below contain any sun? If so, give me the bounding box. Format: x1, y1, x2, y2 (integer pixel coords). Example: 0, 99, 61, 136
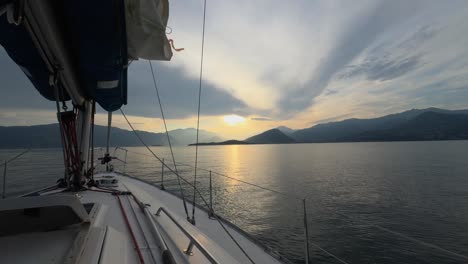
223, 115, 246, 126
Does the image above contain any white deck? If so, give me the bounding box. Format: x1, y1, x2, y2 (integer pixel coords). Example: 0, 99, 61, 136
0, 172, 289, 264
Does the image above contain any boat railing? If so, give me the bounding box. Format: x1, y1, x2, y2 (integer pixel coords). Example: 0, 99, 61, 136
110, 147, 306, 264
1, 149, 30, 199
155, 206, 219, 263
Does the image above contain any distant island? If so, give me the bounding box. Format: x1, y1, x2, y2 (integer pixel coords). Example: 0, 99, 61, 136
2, 107, 468, 148
189, 140, 251, 146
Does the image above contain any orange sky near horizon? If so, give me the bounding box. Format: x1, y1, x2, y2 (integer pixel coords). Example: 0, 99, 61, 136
105, 112, 303, 140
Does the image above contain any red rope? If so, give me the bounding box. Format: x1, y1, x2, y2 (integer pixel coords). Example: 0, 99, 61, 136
116, 195, 145, 264
59, 112, 81, 183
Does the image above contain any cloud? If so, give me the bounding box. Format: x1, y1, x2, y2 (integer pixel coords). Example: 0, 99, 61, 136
312, 114, 354, 125
124, 60, 251, 119
250, 117, 273, 121
278, 0, 430, 115
323, 89, 338, 96
339, 55, 422, 82
166, 0, 374, 116
337, 25, 439, 82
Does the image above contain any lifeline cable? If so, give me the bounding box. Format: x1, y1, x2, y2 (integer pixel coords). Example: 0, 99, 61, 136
120, 108, 255, 263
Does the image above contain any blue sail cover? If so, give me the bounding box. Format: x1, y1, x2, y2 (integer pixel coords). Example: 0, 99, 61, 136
0, 13, 69, 101
62, 0, 128, 112
0, 0, 128, 111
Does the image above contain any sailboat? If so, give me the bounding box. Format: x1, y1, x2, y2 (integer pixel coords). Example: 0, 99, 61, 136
0, 0, 298, 263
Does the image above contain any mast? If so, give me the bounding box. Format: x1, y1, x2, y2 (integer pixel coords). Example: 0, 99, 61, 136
98, 111, 113, 172
77, 101, 94, 183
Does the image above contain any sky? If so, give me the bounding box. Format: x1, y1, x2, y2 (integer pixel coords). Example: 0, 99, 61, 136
2, 0, 468, 139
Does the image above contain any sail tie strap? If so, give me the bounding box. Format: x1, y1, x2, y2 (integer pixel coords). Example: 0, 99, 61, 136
168, 39, 184, 52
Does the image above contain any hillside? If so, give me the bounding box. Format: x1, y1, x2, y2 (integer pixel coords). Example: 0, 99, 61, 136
276, 126, 295, 136
0, 124, 221, 148
167, 128, 222, 145
245, 129, 295, 144
292, 108, 468, 142
345, 111, 468, 141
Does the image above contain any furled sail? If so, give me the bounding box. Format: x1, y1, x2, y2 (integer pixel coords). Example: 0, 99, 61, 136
126, 0, 173, 61
0, 0, 172, 112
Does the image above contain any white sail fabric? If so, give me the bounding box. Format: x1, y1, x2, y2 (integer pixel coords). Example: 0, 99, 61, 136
125, 0, 173, 61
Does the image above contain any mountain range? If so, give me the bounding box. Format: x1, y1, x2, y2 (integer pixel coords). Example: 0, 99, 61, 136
0, 124, 221, 148
191, 107, 468, 145
2, 107, 468, 148
291, 107, 468, 143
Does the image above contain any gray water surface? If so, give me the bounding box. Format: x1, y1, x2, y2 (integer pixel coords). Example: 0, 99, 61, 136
1, 141, 468, 263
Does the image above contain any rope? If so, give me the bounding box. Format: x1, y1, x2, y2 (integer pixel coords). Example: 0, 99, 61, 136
116, 195, 145, 264
168, 39, 184, 52
52, 82, 69, 184
125, 195, 158, 263
147, 61, 190, 221
119, 109, 255, 263
192, 0, 208, 225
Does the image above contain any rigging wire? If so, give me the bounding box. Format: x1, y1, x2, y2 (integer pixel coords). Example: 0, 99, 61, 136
120, 80, 190, 220
147, 60, 190, 220
192, 0, 208, 225
119, 109, 255, 263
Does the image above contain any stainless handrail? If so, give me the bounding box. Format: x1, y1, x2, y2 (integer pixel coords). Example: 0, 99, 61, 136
155, 206, 219, 264
115, 149, 296, 263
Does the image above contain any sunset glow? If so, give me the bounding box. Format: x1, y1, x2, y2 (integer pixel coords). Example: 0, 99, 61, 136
3, 1, 468, 141
223, 115, 246, 126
